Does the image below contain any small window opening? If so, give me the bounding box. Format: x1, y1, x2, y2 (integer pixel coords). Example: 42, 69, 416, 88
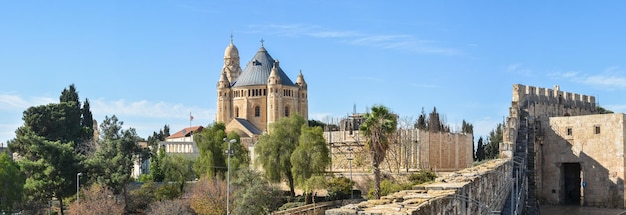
595, 126, 601, 134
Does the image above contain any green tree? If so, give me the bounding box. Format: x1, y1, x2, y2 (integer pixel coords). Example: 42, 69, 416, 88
86, 115, 139, 208
461, 120, 475, 161
232, 168, 282, 215
149, 147, 166, 182
476, 137, 486, 161
485, 123, 503, 159
291, 125, 330, 192
146, 125, 171, 182
193, 123, 246, 178
255, 115, 306, 197
359, 105, 397, 199
10, 132, 80, 215
597, 106, 614, 114
0, 153, 24, 212
7, 85, 92, 214
20, 103, 82, 145
414, 107, 427, 129
162, 154, 195, 193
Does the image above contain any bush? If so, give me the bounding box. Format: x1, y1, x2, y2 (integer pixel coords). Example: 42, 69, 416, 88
278, 202, 305, 211
408, 170, 437, 185
68, 184, 124, 215
155, 183, 182, 201
327, 177, 355, 200
189, 177, 228, 215
367, 179, 412, 199
137, 174, 153, 182
147, 199, 193, 215
127, 182, 158, 213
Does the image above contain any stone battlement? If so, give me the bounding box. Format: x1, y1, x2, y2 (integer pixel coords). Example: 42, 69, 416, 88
512, 84, 596, 110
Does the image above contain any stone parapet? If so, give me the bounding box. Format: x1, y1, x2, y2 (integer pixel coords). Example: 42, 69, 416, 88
326, 159, 512, 215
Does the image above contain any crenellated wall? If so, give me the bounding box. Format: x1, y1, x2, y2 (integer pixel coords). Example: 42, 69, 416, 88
502, 84, 597, 157
326, 159, 513, 215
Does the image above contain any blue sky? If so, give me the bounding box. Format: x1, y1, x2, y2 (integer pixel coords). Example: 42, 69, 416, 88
2, 1, 626, 144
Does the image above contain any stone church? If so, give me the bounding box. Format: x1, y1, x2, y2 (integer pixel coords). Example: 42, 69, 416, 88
216, 39, 308, 145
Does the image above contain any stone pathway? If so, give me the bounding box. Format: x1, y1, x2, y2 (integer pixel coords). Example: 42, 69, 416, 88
540, 205, 626, 215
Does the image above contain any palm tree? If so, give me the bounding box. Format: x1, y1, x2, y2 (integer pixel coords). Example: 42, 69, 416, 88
359, 105, 397, 199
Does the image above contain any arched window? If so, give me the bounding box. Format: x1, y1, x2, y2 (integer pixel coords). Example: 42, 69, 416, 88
284, 106, 290, 117
254, 106, 260, 117
235, 107, 239, 117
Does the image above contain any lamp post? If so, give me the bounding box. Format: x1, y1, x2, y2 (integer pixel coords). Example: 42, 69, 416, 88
347, 147, 354, 199
224, 138, 236, 215
77, 172, 83, 203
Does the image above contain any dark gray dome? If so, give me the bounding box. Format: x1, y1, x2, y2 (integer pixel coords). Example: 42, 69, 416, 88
232, 47, 295, 87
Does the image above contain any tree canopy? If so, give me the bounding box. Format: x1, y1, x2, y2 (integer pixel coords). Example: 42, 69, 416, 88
193, 123, 246, 179
0, 153, 24, 212
85, 115, 139, 208
291, 125, 330, 189
7, 84, 92, 214
255, 114, 306, 196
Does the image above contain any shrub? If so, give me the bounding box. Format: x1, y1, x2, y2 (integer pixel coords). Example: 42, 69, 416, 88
127, 182, 158, 213
68, 184, 124, 215
367, 179, 412, 199
278, 202, 305, 211
155, 183, 182, 201
408, 170, 437, 185
189, 177, 228, 215
327, 176, 355, 200
147, 199, 193, 215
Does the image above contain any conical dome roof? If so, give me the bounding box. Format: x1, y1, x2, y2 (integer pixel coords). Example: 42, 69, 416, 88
232, 46, 295, 87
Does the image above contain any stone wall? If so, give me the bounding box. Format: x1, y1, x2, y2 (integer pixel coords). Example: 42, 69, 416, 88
325, 129, 472, 173
502, 84, 597, 157
538, 113, 626, 208
326, 159, 513, 215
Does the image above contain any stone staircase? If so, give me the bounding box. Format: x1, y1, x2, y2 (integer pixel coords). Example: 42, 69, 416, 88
526, 116, 538, 215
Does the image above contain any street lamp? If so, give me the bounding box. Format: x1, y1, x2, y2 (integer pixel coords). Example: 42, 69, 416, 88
347, 147, 354, 199
224, 138, 237, 215
77, 172, 83, 203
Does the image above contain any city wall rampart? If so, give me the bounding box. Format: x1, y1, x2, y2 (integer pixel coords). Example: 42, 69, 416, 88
326, 159, 512, 215
502, 84, 597, 157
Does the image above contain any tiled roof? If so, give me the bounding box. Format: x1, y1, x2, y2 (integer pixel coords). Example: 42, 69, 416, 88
167, 126, 204, 139
233, 118, 262, 135
232, 46, 295, 87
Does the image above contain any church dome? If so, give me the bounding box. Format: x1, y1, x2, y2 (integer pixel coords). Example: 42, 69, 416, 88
224, 42, 239, 58
232, 46, 295, 87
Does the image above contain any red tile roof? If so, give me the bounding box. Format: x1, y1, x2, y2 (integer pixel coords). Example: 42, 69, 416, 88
167, 126, 203, 139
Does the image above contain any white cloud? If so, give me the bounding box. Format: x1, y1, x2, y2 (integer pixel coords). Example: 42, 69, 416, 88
0, 94, 215, 140
582, 75, 626, 89
90, 99, 197, 119
604, 104, 626, 113
0, 94, 55, 110
472, 117, 503, 139
506, 63, 533, 76
247, 24, 460, 55
549, 66, 626, 90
